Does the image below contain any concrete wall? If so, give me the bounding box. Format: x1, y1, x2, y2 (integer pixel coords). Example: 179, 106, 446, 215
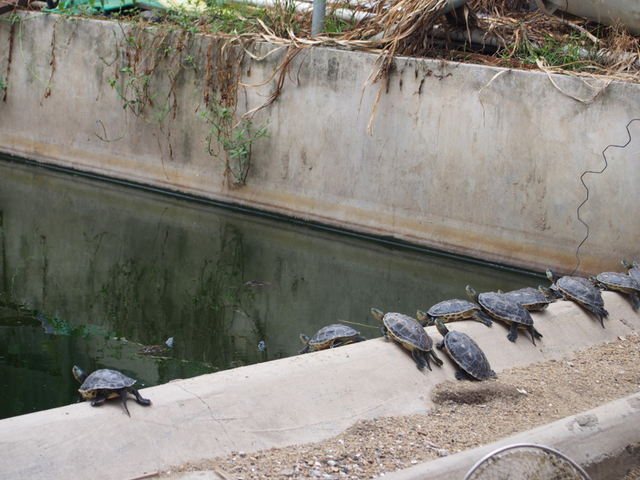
1, 13, 639, 275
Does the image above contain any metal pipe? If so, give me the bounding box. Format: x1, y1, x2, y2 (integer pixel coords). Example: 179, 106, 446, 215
312, 0, 326, 36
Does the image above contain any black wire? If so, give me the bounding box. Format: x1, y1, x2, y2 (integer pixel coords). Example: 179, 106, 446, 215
571, 118, 640, 275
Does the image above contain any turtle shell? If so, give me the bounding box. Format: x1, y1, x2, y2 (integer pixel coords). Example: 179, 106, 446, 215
79, 369, 136, 398
502, 287, 555, 311
556, 276, 605, 309
307, 324, 362, 349
442, 330, 494, 381
428, 299, 482, 320
478, 292, 534, 326
596, 272, 640, 293
383, 312, 433, 352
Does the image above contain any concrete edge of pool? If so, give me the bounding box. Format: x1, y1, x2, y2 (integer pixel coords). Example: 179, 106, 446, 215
1, 292, 639, 480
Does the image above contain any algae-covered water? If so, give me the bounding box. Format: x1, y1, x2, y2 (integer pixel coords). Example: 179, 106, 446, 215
0, 157, 543, 419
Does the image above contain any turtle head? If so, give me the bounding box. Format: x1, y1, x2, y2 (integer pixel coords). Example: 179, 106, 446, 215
465, 285, 478, 303
300, 333, 310, 345
434, 318, 449, 337
546, 269, 559, 284
416, 310, 433, 327
72, 366, 88, 384
371, 308, 385, 321
622, 260, 633, 270
538, 285, 556, 299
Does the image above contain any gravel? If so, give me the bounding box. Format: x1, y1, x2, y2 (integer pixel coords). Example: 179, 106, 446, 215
162, 333, 640, 479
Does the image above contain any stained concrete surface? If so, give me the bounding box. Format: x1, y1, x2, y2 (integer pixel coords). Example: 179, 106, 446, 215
1, 292, 639, 480
1, 13, 639, 275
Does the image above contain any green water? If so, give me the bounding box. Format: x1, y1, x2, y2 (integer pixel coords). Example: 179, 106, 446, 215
0, 157, 543, 419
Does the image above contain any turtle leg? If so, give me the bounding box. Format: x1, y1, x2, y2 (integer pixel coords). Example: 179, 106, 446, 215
507, 323, 518, 343
131, 388, 152, 407
472, 310, 493, 327
412, 349, 428, 370
118, 388, 131, 417
455, 370, 470, 381
381, 326, 390, 341
429, 349, 443, 367
631, 291, 640, 310
582, 304, 608, 328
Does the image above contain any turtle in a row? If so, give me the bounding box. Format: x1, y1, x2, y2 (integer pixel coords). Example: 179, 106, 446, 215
590, 271, 640, 310
72, 366, 151, 417
299, 324, 366, 354
371, 308, 443, 371
546, 269, 608, 328
499, 287, 556, 311
416, 299, 493, 327
466, 286, 542, 345
434, 319, 495, 381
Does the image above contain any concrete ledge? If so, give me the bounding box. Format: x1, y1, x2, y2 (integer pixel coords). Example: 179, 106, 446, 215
0, 292, 639, 480
384, 392, 640, 480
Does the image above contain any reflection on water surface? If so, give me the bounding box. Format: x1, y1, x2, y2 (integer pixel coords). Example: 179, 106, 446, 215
0, 158, 541, 419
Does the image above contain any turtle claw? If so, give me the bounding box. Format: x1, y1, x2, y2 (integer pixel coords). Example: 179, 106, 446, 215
507, 323, 519, 343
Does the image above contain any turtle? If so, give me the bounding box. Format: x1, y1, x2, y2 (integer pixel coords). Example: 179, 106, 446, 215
416, 299, 493, 327
72, 366, 151, 417
434, 319, 496, 381
299, 324, 366, 354
138, 337, 174, 356
546, 269, 608, 328
500, 287, 556, 311
371, 308, 443, 371
590, 272, 640, 310
466, 286, 542, 345
622, 260, 640, 286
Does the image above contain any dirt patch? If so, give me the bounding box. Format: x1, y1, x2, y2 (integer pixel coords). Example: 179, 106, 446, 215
162, 332, 640, 479
432, 380, 522, 405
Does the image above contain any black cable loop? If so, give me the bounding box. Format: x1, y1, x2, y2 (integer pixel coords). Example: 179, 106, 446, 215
571, 118, 640, 276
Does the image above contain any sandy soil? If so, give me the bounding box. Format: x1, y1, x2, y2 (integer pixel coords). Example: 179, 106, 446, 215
162, 333, 640, 479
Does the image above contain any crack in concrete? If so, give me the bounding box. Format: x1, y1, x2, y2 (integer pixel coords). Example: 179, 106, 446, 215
174, 383, 238, 450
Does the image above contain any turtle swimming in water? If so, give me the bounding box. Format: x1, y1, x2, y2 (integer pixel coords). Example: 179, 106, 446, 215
501, 287, 556, 311
416, 299, 493, 327
546, 269, 608, 328
138, 337, 174, 356
371, 308, 443, 371
466, 286, 542, 345
299, 324, 366, 354
590, 272, 640, 310
72, 366, 151, 416
434, 319, 496, 381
